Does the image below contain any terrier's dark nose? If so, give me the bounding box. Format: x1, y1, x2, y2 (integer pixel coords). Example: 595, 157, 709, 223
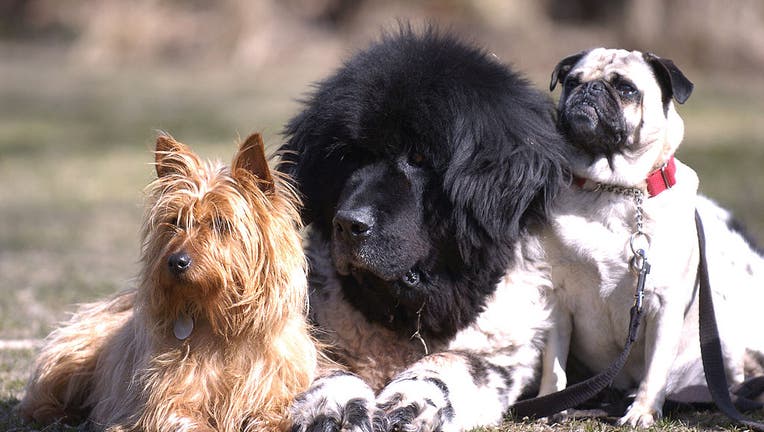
168, 252, 192, 275
333, 209, 374, 242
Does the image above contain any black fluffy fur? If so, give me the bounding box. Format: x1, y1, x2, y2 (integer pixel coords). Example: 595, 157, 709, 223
279, 26, 568, 342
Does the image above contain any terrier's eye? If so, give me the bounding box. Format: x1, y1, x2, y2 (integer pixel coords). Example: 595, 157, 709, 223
165, 219, 184, 230
213, 217, 231, 235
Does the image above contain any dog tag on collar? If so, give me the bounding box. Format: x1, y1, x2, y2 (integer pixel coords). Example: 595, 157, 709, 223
173, 313, 194, 340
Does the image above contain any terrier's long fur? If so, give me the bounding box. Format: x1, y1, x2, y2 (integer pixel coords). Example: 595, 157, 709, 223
17, 134, 317, 431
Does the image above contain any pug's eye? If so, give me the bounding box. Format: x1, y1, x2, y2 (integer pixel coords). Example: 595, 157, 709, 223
615, 80, 639, 98
408, 152, 426, 167
563, 76, 580, 92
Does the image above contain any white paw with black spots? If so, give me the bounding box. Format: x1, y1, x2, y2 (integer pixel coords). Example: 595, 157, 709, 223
374, 376, 455, 432
291, 372, 376, 432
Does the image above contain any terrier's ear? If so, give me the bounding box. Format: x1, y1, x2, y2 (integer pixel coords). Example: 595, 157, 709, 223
234, 133, 274, 192
155, 134, 190, 178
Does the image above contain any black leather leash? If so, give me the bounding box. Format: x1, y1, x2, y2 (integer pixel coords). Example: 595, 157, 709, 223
695, 209, 764, 430
509, 251, 650, 419
509, 307, 643, 419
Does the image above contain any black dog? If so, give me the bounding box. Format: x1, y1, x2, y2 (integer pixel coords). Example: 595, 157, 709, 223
281, 26, 568, 432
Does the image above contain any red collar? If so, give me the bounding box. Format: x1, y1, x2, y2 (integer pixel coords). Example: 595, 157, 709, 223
645, 156, 677, 197
573, 156, 677, 198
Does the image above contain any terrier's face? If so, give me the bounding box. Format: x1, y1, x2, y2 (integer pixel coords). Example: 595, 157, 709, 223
141, 134, 304, 340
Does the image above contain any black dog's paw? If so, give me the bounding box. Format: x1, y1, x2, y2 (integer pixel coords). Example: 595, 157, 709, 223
291, 400, 371, 432
290, 373, 375, 432
374, 377, 454, 432
372, 403, 425, 432
374, 400, 453, 432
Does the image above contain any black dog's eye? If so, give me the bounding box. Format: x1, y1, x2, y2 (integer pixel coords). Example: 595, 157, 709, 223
408, 152, 426, 167
615, 80, 639, 98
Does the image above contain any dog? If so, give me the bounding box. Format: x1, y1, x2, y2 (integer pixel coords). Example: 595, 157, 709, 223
17, 133, 318, 431
279, 27, 569, 432
540, 47, 764, 427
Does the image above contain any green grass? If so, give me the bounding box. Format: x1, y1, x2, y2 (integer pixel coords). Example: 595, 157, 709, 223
1, 48, 762, 431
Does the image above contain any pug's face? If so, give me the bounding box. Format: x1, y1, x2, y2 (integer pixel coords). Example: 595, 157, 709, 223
550, 48, 693, 182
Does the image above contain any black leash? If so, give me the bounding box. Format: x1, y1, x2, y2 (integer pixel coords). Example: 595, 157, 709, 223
695, 209, 764, 430
509, 307, 642, 419
509, 252, 650, 419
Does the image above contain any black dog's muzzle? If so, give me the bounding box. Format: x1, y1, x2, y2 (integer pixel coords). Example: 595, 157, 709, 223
333, 208, 374, 244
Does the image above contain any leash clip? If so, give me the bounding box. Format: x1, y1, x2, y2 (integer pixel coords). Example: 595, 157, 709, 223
628, 186, 650, 314
630, 249, 650, 312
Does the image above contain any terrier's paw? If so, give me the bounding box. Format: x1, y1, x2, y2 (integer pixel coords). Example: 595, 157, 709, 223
618, 402, 661, 428
374, 375, 454, 432
290, 372, 375, 432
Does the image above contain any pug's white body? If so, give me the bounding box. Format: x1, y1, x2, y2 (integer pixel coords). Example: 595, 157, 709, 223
540, 48, 764, 427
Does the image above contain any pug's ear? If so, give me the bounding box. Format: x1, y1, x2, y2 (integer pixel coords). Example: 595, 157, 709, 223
644, 52, 694, 105
550, 50, 589, 91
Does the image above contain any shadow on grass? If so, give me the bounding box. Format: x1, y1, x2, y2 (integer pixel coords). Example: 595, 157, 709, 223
0, 398, 89, 432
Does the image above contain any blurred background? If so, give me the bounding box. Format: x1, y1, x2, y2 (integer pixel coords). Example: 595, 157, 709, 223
1, 0, 763, 413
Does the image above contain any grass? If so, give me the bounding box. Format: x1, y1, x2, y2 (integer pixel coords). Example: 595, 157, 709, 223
1, 46, 763, 431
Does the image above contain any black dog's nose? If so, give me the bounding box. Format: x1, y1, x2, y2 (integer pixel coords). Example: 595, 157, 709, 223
168, 252, 192, 275
334, 209, 374, 241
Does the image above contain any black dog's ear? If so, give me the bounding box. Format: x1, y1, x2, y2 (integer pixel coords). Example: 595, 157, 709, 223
277, 110, 320, 227
445, 107, 569, 267
278, 106, 356, 230
643, 52, 694, 105
550, 50, 588, 91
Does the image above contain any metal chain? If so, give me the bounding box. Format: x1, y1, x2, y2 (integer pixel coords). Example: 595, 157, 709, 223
591, 182, 651, 312
592, 183, 648, 258
633, 189, 645, 236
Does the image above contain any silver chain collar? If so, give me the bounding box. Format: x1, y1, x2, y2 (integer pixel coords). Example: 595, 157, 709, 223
588, 183, 648, 250
588, 182, 651, 311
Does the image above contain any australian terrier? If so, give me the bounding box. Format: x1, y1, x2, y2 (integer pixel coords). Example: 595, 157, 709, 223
17, 133, 317, 431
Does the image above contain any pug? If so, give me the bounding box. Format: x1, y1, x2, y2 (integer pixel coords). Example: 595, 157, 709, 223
539, 48, 764, 427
